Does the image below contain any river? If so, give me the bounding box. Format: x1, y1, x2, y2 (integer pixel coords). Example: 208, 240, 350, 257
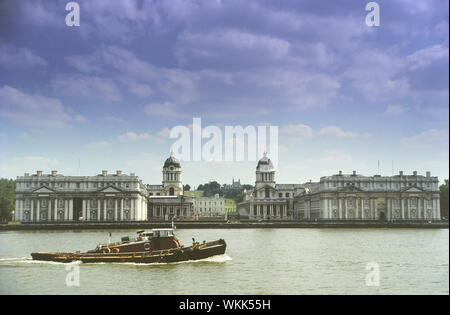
0, 228, 448, 295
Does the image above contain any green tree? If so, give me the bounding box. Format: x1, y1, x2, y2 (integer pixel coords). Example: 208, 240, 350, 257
440, 179, 449, 219
183, 184, 191, 191
0, 179, 15, 222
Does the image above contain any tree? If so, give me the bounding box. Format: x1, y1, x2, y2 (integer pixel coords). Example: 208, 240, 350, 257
440, 179, 449, 219
0, 179, 15, 222
183, 184, 191, 191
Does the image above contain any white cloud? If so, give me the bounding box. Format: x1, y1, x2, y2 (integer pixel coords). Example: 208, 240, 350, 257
385, 104, 407, 116
406, 44, 449, 71
280, 124, 368, 140
0, 85, 83, 128
117, 131, 161, 142
0, 41, 47, 68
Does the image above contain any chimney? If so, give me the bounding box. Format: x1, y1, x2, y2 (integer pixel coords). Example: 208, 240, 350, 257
399, 171, 403, 176
338, 170, 342, 176
37, 170, 43, 176
24, 173, 29, 177
413, 171, 417, 176
116, 170, 122, 176
352, 171, 356, 176
102, 170, 108, 176
426, 171, 431, 177
51, 170, 58, 176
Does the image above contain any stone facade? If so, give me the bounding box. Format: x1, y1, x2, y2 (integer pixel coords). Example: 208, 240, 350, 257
294, 171, 441, 221
193, 194, 225, 217
238, 153, 441, 221
14, 170, 148, 222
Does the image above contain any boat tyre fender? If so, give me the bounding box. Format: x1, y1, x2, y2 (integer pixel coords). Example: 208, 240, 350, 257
112, 248, 119, 254
102, 247, 111, 254
144, 242, 151, 251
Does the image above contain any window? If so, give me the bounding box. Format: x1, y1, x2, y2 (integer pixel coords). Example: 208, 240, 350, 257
26, 200, 30, 207
59, 200, 64, 208
285, 193, 290, 197
332, 200, 337, 206
265, 188, 270, 198
76, 183, 80, 188
348, 200, 353, 206
42, 200, 47, 207
364, 200, 369, 206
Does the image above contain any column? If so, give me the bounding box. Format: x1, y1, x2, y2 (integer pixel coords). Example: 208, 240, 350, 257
338, 198, 342, 220
361, 199, 365, 220
114, 199, 118, 221
131, 198, 135, 221
36, 199, 40, 222
407, 198, 411, 219
97, 199, 101, 221
121, 198, 124, 221
69, 199, 73, 221
103, 199, 107, 221
53, 198, 57, 221
400, 198, 404, 220
64, 199, 68, 221
374, 198, 377, 220
86, 199, 90, 221
14, 199, 19, 221
82, 199, 86, 221
30, 199, 34, 222
387, 198, 391, 221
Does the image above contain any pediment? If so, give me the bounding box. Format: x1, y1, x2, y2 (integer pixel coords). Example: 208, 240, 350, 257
98, 186, 123, 193
402, 186, 425, 193
32, 186, 55, 194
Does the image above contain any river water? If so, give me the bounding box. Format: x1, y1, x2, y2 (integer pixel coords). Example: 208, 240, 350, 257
0, 228, 448, 295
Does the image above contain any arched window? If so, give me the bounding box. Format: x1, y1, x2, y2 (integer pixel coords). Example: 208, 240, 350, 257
265, 188, 270, 198
169, 187, 175, 196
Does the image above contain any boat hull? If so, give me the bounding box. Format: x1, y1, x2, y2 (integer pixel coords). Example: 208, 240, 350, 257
31, 239, 226, 264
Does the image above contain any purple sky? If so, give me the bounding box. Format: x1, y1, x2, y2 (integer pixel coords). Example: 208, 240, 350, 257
0, 0, 448, 187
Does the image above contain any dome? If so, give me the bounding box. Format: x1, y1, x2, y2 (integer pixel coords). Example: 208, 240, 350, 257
256, 151, 274, 171
163, 152, 181, 168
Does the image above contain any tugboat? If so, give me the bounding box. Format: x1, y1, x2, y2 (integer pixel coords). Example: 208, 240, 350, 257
31, 229, 226, 264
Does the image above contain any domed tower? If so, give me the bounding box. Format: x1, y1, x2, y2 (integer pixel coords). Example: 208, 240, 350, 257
255, 150, 276, 190
162, 150, 183, 196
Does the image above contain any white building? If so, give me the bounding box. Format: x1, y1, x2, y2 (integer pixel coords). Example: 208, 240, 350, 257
193, 194, 225, 217
237, 151, 304, 220
147, 153, 194, 220
294, 171, 441, 221
14, 170, 148, 222
238, 152, 441, 221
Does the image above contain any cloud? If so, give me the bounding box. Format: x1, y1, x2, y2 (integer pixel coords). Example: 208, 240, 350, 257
406, 44, 449, 71
280, 124, 368, 141
385, 104, 407, 116
0, 40, 47, 68
401, 129, 449, 147
0, 85, 84, 128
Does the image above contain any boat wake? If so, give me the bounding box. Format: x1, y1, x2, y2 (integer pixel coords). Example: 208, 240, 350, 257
0, 257, 81, 266
0, 254, 232, 267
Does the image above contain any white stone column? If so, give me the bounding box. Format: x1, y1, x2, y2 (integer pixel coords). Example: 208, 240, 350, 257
338, 198, 342, 220
30, 199, 34, 222
114, 199, 118, 221
64, 199, 69, 221
401, 198, 404, 220
97, 199, 101, 221
407, 198, 411, 219
14, 199, 19, 221
437, 198, 441, 220
86, 199, 90, 221
36, 199, 40, 222
69, 199, 73, 221
121, 198, 124, 221
82, 199, 86, 221
20, 199, 24, 221
54, 198, 58, 221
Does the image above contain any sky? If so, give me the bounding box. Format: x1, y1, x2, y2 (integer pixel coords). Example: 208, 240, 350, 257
0, 0, 448, 187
